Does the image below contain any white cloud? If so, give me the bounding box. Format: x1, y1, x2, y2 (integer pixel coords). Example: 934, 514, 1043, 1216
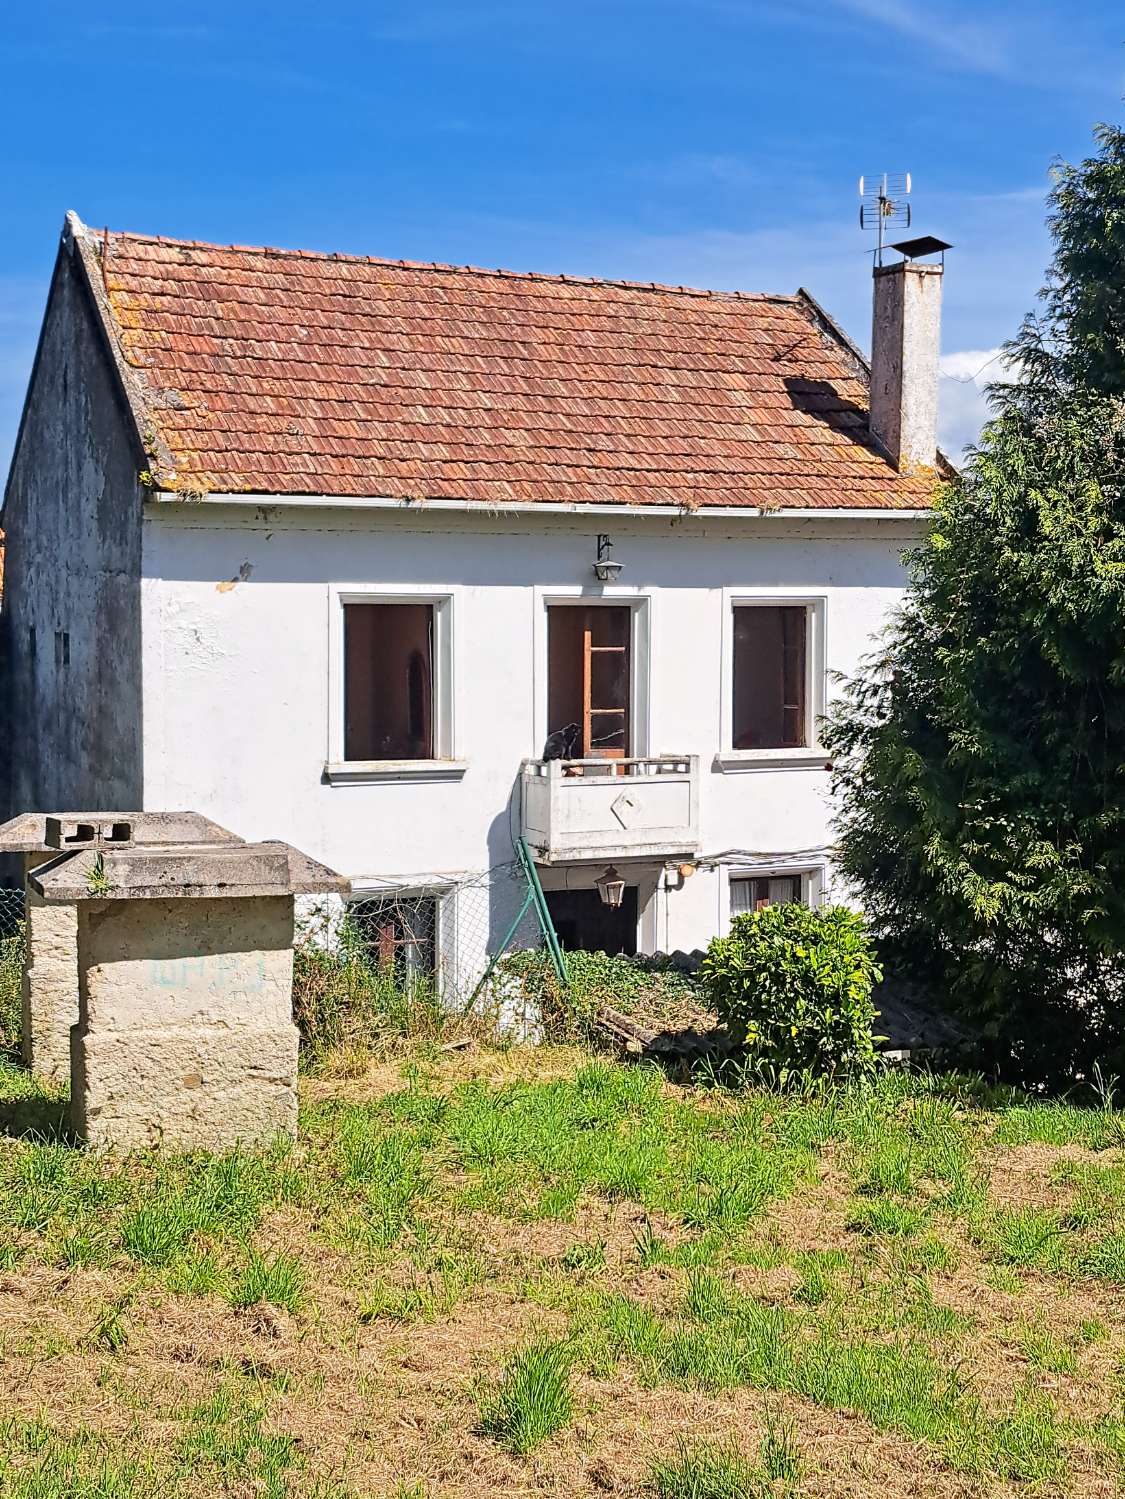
829, 0, 1014, 76
938, 347, 1011, 461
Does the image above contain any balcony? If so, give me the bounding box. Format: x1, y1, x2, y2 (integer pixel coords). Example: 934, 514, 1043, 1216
521, 755, 700, 865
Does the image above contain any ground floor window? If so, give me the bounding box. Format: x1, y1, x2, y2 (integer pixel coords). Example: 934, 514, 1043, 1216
730, 873, 804, 915
349, 893, 438, 987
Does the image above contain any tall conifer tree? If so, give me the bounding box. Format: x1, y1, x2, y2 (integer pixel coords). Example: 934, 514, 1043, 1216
825, 124, 1125, 1085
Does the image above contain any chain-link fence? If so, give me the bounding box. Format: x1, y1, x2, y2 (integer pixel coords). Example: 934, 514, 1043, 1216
350, 859, 545, 1008
0, 886, 23, 941
297, 857, 552, 1037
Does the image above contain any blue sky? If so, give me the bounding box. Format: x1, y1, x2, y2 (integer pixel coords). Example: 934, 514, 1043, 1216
2, 1, 1122, 473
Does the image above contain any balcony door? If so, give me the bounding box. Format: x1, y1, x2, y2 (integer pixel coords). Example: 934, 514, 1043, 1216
547, 605, 631, 759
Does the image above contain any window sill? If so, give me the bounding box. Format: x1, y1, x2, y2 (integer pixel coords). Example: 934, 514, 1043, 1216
324, 759, 468, 785
712, 747, 832, 773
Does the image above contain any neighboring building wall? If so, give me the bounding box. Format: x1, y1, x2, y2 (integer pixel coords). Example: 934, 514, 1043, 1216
140, 503, 921, 967
1, 241, 144, 819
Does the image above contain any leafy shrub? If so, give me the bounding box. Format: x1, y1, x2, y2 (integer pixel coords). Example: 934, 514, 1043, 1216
701, 904, 881, 1080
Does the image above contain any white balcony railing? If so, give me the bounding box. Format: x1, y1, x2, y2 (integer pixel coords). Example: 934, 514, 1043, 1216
520, 755, 700, 864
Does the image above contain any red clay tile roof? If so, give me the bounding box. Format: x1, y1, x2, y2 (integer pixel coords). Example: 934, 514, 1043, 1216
86, 224, 938, 510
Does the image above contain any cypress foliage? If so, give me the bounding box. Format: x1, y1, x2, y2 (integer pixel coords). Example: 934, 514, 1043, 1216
825, 124, 1125, 1086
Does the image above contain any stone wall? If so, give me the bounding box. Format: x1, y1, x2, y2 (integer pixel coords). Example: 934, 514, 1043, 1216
72, 894, 299, 1151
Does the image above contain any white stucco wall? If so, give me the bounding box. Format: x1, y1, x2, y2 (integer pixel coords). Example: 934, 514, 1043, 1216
140, 502, 923, 965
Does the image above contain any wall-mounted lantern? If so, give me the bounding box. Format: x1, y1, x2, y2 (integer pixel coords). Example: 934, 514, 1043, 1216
593, 534, 624, 583
595, 864, 627, 908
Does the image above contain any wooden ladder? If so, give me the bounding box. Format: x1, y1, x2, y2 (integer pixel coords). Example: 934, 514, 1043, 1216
583, 623, 627, 767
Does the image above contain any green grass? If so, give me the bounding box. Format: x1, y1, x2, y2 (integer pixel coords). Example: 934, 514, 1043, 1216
970, 1206, 1071, 1271
1016, 1323, 1077, 1374
229, 1250, 305, 1314
0, 1387, 300, 1499
4, 1051, 1125, 1494
846, 1198, 929, 1237
478, 1339, 574, 1453
649, 1438, 767, 1499
0, 926, 23, 1057
575, 1270, 1069, 1482
993, 1103, 1125, 1152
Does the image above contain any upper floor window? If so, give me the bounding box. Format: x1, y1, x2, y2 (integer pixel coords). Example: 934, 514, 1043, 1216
344, 602, 434, 761
732, 604, 809, 750
327, 587, 463, 783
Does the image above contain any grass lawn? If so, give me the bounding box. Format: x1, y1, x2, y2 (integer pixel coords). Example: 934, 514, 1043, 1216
4, 1047, 1125, 1497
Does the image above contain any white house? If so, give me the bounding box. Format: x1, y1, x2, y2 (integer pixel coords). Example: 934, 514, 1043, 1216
1, 213, 944, 996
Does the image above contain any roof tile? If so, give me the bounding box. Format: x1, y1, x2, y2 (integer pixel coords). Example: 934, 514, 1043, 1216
91, 227, 938, 510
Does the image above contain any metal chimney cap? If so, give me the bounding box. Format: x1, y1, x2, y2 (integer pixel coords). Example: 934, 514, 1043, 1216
888, 235, 953, 260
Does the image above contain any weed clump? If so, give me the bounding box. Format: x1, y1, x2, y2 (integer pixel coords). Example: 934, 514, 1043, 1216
292, 917, 447, 1066
649, 1437, 764, 1499
479, 1339, 574, 1453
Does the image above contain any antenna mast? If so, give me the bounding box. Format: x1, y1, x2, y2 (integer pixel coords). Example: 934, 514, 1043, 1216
859, 173, 912, 266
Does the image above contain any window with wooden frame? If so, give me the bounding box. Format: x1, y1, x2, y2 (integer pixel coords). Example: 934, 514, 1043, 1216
732, 604, 808, 750
344, 602, 434, 761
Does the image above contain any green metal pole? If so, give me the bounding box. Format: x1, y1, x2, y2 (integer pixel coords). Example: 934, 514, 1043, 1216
461, 888, 535, 1015
518, 837, 569, 988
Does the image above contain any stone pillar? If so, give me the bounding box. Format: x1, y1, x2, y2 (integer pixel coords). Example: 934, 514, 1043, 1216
71, 895, 300, 1151
21, 853, 78, 1085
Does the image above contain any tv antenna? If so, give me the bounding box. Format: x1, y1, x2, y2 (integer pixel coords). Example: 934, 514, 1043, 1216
859, 173, 911, 266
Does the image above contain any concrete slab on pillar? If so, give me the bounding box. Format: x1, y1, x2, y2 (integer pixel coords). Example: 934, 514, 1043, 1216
0, 812, 244, 1085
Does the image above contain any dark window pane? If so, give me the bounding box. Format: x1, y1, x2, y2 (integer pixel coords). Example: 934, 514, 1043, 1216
345, 603, 433, 760
588, 709, 626, 753
732, 606, 807, 750
590, 648, 628, 711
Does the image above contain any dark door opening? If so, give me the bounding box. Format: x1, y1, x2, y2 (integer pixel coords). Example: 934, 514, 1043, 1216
546, 886, 638, 955
547, 605, 631, 759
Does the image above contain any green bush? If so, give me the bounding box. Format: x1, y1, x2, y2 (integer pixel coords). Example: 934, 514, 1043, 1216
701, 904, 881, 1080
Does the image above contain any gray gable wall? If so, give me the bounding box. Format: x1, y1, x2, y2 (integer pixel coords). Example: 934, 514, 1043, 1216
2, 235, 145, 820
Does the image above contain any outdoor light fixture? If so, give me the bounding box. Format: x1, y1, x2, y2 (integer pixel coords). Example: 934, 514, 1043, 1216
592, 533, 624, 582
595, 865, 627, 908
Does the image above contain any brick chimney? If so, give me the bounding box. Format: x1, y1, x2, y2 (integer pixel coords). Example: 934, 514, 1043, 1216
869, 259, 943, 472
